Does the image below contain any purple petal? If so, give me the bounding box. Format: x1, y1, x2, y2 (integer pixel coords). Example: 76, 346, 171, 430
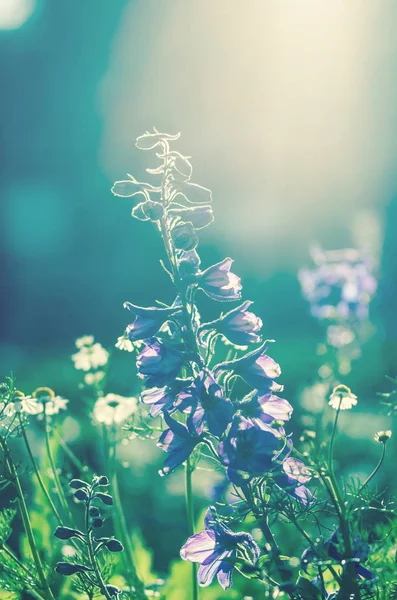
180, 531, 215, 563
197, 550, 229, 587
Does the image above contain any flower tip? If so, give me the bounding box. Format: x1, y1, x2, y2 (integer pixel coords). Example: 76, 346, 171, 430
374, 430, 392, 443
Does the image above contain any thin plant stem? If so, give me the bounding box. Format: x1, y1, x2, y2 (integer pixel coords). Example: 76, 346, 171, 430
185, 457, 198, 600
84, 492, 112, 600
0, 436, 55, 600
19, 417, 63, 524
357, 442, 386, 497
53, 428, 90, 474
43, 412, 73, 521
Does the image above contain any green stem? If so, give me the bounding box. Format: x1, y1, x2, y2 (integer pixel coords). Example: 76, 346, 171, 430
357, 442, 386, 497
0, 437, 55, 600
44, 412, 72, 521
85, 495, 112, 600
112, 471, 146, 598
53, 428, 89, 473
20, 418, 63, 524
185, 458, 199, 600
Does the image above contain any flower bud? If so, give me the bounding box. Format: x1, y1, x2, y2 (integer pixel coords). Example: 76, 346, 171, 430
171, 222, 198, 251
70, 479, 87, 489
74, 489, 88, 502
91, 517, 104, 528
105, 539, 124, 552
104, 585, 122, 597
95, 492, 113, 506
54, 526, 82, 540
89, 506, 100, 517
96, 475, 110, 486
55, 562, 93, 576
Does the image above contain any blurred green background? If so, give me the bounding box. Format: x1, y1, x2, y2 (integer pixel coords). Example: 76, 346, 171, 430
1, 0, 397, 591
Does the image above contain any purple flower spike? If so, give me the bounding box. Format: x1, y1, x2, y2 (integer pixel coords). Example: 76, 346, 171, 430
179, 371, 235, 437
242, 392, 293, 428
218, 417, 280, 486
124, 302, 181, 342
136, 339, 185, 387
214, 341, 283, 393
199, 258, 242, 302
180, 507, 259, 589
141, 379, 191, 417
157, 413, 201, 476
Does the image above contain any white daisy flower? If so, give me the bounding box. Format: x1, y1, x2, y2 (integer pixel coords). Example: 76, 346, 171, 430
32, 387, 68, 415
84, 371, 105, 385
115, 333, 135, 352
75, 335, 95, 349
72, 342, 109, 371
328, 385, 357, 410
93, 393, 137, 426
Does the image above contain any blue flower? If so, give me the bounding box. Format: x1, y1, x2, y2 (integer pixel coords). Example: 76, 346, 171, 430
301, 532, 374, 582
124, 302, 181, 342
141, 379, 191, 418
241, 391, 293, 428
180, 507, 259, 589
274, 457, 315, 505
200, 300, 262, 347
157, 412, 201, 476
136, 339, 185, 387
214, 341, 283, 393
199, 258, 242, 302
218, 417, 280, 485
178, 371, 235, 437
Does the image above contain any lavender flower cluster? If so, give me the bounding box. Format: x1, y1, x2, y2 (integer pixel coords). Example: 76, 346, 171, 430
112, 130, 315, 591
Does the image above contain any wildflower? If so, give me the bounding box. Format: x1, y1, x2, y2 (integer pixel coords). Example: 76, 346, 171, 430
168, 205, 214, 230
84, 371, 105, 385
328, 384, 357, 410
1, 390, 43, 417
177, 249, 201, 280
298, 245, 377, 323
218, 417, 280, 485
200, 300, 262, 347
170, 221, 199, 251
131, 199, 164, 222
303, 532, 375, 581
179, 371, 235, 437
124, 302, 182, 342
241, 392, 293, 428
282, 457, 312, 484
136, 339, 186, 388
141, 379, 191, 418
93, 394, 137, 426
157, 413, 201, 476
374, 430, 392, 443
75, 335, 95, 348
32, 387, 68, 415
214, 341, 283, 393
199, 258, 242, 302
180, 507, 259, 589
72, 338, 109, 371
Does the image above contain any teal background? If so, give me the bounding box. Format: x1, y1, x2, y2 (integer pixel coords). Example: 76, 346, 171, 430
1, 0, 397, 585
